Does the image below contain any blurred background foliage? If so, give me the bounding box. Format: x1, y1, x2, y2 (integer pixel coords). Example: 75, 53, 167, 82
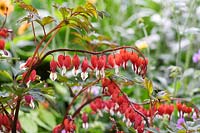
1, 0, 200, 132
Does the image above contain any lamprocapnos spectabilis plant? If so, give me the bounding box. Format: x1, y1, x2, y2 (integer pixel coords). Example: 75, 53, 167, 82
0, 1, 200, 133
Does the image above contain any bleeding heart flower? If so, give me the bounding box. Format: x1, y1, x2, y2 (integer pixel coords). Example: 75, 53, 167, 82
22, 69, 37, 87
72, 54, 80, 76
63, 118, 76, 132
120, 49, 130, 69
0, 28, 9, 38
24, 95, 35, 109
114, 53, 122, 74
82, 113, 88, 129
81, 57, 89, 80
50, 59, 57, 81
58, 55, 71, 75
0, 39, 5, 50
90, 55, 98, 70
97, 55, 106, 77
108, 54, 115, 68
20, 57, 37, 70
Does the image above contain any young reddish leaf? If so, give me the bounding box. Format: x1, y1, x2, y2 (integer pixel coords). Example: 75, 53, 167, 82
18, 2, 38, 14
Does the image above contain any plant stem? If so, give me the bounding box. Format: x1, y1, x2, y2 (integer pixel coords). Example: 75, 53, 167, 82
72, 95, 104, 118
1, 14, 7, 28
64, 79, 100, 119
12, 96, 22, 133
37, 46, 147, 68
22, 21, 64, 83
31, 21, 37, 45
39, 27, 61, 57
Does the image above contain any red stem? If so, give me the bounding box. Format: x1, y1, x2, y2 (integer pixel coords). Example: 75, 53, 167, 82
64, 78, 100, 119
12, 96, 22, 133
72, 95, 105, 118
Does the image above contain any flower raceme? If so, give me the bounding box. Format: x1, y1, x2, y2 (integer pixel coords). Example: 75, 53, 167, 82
89, 78, 197, 133
90, 78, 147, 133
49, 49, 148, 81
176, 102, 193, 116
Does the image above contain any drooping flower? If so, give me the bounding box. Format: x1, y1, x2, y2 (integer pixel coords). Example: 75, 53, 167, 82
114, 53, 122, 74
24, 95, 35, 108
22, 69, 37, 87
81, 57, 89, 80
120, 49, 130, 69
90, 55, 98, 70
58, 55, 71, 75
108, 54, 115, 68
0, 0, 14, 16
0, 28, 9, 38
72, 54, 80, 76
53, 124, 62, 133
63, 118, 76, 132
50, 58, 58, 81
192, 50, 200, 63
0, 39, 5, 50
82, 113, 89, 129
20, 57, 37, 70
97, 55, 106, 77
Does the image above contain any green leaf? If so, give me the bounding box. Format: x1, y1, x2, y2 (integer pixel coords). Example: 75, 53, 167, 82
40, 16, 55, 26
0, 71, 13, 83
85, 2, 97, 18
40, 87, 54, 95
38, 109, 56, 128
20, 116, 38, 133
144, 78, 153, 96
33, 117, 52, 131
59, 6, 71, 19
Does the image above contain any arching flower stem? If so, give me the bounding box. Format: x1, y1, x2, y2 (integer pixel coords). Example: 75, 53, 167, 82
64, 78, 100, 122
